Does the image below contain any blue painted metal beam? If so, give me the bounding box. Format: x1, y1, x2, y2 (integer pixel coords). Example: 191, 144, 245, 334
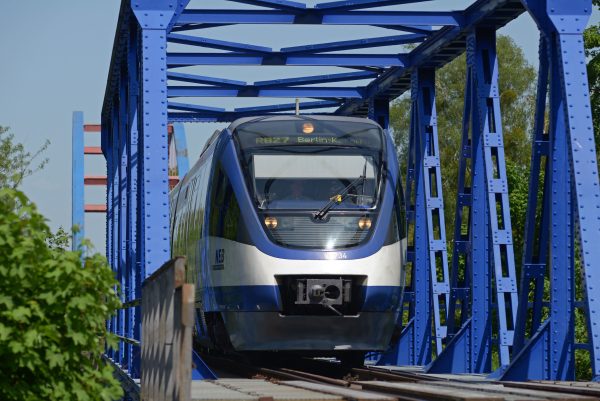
315, 0, 433, 11
167, 33, 273, 53
511, 36, 550, 357
235, 100, 340, 113
413, 68, 450, 355
71, 111, 84, 252
501, 0, 600, 381
281, 34, 426, 54
167, 52, 406, 67
126, 26, 141, 378
168, 102, 227, 113
375, 25, 434, 34
334, 0, 526, 116
226, 0, 307, 11
167, 72, 247, 88
428, 26, 518, 374
171, 23, 233, 32
169, 111, 330, 123
168, 100, 341, 121
167, 85, 366, 98
169, 100, 339, 116
176, 10, 463, 26
117, 77, 128, 369
254, 71, 377, 87
167, 0, 192, 32
131, 2, 174, 278
500, 33, 575, 381
379, 68, 449, 366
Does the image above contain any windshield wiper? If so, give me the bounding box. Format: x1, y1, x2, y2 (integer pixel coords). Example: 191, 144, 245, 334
314, 164, 368, 220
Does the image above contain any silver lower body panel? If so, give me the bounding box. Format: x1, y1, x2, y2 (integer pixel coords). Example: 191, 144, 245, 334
222, 311, 397, 351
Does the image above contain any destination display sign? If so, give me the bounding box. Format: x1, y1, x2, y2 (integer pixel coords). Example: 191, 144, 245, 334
254, 135, 371, 147
234, 120, 383, 150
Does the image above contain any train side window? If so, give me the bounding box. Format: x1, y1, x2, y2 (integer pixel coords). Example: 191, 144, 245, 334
209, 163, 241, 240
223, 185, 241, 241
386, 178, 406, 244
396, 178, 406, 239
209, 166, 225, 236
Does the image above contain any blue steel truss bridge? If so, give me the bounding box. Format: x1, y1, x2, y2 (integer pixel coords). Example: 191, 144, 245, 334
72, 0, 600, 386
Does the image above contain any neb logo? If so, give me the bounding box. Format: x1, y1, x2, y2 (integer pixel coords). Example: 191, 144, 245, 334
215, 248, 225, 264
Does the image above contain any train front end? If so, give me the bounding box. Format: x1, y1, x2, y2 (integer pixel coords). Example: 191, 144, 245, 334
207, 116, 406, 356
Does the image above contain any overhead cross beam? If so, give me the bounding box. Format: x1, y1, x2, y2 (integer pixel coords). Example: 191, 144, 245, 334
167, 85, 366, 98
168, 100, 342, 122
166, 52, 407, 67
280, 34, 427, 53
314, 0, 434, 11
225, 0, 307, 11
176, 10, 463, 26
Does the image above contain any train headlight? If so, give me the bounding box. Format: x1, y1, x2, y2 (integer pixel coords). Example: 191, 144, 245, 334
358, 217, 372, 230
265, 216, 278, 229
301, 122, 315, 134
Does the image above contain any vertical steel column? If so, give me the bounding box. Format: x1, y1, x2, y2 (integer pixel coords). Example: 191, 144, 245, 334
476, 28, 518, 368
503, 0, 600, 380
118, 65, 129, 370
429, 27, 518, 374
104, 108, 115, 360
367, 97, 411, 366
383, 100, 418, 366
392, 70, 437, 365
368, 97, 390, 130
410, 69, 433, 365
72, 112, 85, 251
512, 36, 551, 357
127, 24, 142, 379
132, 0, 176, 278
416, 68, 450, 354
445, 68, 473, 345
384, 69, 450, 366
173, 122, 189, 177
111, 102, 121, 365
550, 4, 600, 380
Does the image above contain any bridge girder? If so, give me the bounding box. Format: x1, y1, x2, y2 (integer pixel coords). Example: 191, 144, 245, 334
97, 0, 600, 382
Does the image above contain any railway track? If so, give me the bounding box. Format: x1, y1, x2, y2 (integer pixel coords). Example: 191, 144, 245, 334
198, 354, 600, 401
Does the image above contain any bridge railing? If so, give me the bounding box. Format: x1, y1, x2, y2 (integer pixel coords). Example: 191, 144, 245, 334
107, 257, 195, 400
140, 257, 195, 401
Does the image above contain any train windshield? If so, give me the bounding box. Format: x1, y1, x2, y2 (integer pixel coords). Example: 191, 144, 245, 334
251, 154, 378, 210
233, 118, 385, 250
233, 119, 384, 211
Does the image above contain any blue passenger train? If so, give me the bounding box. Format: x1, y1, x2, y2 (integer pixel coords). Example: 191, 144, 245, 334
169, 115, 406, 362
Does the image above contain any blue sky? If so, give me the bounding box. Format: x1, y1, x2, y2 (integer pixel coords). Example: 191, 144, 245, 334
0, 1, 597, 254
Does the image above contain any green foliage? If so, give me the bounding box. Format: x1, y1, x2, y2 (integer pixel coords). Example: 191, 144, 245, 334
47, 226, 72, 251
0, 189, 123, 401
584, 1, 600, 164
0, 126, 49, 189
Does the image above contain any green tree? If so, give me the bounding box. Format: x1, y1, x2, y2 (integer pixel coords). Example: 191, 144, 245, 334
0, 189, 123, 400
0, 126, 49, 189
391, 35, 536, 262
584, 0, 600, 164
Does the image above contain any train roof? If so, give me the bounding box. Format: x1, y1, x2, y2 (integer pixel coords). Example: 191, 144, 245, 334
227, 115, 382, 132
